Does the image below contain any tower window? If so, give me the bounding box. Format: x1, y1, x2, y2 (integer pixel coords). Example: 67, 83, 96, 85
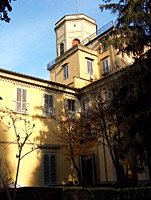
102, 58, 110, 74
72, 39, 80, 47
64, 65, 69, 80
87, 59, 93, 75
60, 43, 64, 56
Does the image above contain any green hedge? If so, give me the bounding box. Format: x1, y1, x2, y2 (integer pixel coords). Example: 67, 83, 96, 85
0, 186, 151, 200
61, 187, 151, 200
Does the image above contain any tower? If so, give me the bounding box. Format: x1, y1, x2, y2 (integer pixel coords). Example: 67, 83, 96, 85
55, 14, 97, 57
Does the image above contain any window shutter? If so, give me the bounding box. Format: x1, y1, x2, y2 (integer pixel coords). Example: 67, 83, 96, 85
106, 59, 109, 72
64, 65, 69, 80
71, 100, 75, 111
43, 154, 57, 185
90, 61, 93, 75
64, 67, 66, 79
107, 59, 110, 72
65, 98, 68, 110
87, 60, 93, 75
75, 100, 81, 113
87, 60, 90, 74
49, 95, 54, 116
67, 65, 69, 78
16, 88, 21, 111
102, 61, 105, 73
44, 94, 48, 107
44, 94, 54, 116
48, 95, 53, 108
50, 155, 57, 184
44, 155, 50, 185
22, 89, 27, 111
44, 94, 48, 115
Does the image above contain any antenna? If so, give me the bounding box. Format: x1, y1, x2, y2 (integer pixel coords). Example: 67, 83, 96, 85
76, 0, 78, 14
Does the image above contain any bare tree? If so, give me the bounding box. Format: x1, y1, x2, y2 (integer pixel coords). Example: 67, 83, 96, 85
57, 110, 96, 185
0, 108, 37, 200
86, 85, 130, 185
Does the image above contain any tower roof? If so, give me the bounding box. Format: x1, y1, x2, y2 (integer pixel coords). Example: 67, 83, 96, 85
55, 13, 96, 30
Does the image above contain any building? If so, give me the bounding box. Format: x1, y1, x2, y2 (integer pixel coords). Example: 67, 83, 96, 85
0, 14, 149, 187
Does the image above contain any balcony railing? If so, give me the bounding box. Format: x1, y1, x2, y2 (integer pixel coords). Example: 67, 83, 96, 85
81, 20, 113, 46
14, 101, 29, 113
47, 59, 56, 69
47, 21, 114, 69
43, 106, 55, 117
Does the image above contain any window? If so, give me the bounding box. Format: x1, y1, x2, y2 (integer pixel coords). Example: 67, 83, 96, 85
100, 44, 108, 54
64, 65, 69, 80
85, 123, 91, 136
102, 58, 110, 74
44, 94, 54, 116
42, 153, 57, 186
65, 98, 75, 112
87, 60, 93, 75
82, 98, 90, 117
60, 43, 64, 56
72, 39, 80, 47
15, 87, 28, 112
107, 88, 113, 102
80, 154, 97, 184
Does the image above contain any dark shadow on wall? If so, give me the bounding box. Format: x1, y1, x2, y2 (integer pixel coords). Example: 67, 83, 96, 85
31, 94, 77, 186
0, 119, 15, 187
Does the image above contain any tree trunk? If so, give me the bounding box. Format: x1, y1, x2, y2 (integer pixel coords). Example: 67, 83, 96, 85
115, 162, 125, 186
70, 150, 81, 184
0, 171, 11, 200
13, 153, 21, 200
146, 145, 151, 184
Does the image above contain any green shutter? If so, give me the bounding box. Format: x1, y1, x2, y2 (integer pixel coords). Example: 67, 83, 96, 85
44, 155, 50, 185
50, 155, 57, 184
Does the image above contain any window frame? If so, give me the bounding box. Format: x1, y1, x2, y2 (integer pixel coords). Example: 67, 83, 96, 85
60, 43, 64, 56
82, 97, 90, 117
72, 38, 80, 47
65, 98, 76, 112
43, 94, 55, 117
64, 65, 69, 80
41, 151, 58, 186
86, 59, 93, 75
100, 44, 108, 54
102, 58, 110, 74
80, 153, 96, 184
14, 86, 28, 113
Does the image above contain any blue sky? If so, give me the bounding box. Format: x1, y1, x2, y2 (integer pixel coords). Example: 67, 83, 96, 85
0, 0, 117, 80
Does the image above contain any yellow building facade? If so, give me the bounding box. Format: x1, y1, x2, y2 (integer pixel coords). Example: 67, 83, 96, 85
0, 14, 149, 187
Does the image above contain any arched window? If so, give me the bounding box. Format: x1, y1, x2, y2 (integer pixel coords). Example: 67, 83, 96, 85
60, 43, 64, 56
72, 39, 80, 47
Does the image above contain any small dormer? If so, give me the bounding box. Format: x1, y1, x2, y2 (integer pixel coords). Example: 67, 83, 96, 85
55, 14, 97, 57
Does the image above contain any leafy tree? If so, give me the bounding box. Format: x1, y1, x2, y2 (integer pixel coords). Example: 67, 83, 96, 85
88, 87, 128, 185
0, 0, 14, 22
58, 111, 96, 185
100, 0, 151, 57
109, 53, 151, 182
86, 58, 151, 185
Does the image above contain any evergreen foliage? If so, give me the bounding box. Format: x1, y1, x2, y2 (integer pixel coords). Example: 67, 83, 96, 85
100, 0, 151, 57
0, 0, 13, 22
109, 52, 151, 182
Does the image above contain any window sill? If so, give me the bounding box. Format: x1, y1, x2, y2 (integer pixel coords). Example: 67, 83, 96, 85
13, 110, 29, 115
102, 71, 111, 76
42, 114, 56, 119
